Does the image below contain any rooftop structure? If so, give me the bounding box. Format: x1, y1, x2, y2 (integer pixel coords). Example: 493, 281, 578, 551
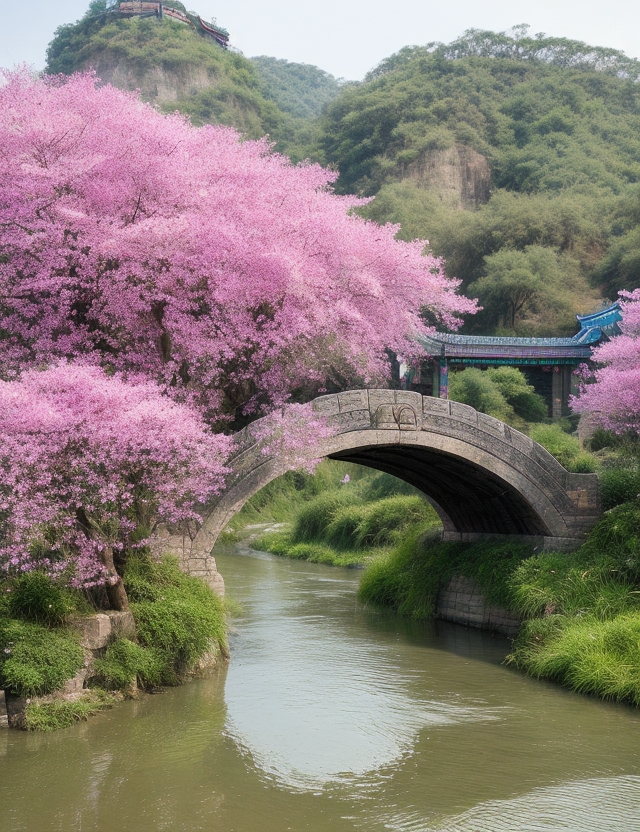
115, 2, 229, 48
404, 302, 622, 418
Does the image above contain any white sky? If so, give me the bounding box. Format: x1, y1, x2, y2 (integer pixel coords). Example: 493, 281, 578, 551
1, 0, 639, 81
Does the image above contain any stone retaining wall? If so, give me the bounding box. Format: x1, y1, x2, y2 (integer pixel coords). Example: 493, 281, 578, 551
437, 575, 521, 637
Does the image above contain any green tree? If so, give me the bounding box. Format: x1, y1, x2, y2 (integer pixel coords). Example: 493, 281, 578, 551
469, 245, 572, 332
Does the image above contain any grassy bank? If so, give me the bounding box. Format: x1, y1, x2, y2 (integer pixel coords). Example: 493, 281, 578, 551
357, 498, 640, 706
233, 460, 441, 568
0, 555, 228, 730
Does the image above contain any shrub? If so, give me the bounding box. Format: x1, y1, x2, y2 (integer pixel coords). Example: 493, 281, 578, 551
124, 555, 227, 684
448, 367, 514, 422
0, 619, 84, 697
325, 505, 367, 549
7, 571, 80, 626
529, 423, 598, 471
486, 366, 548, 422
579, 499, 640, 575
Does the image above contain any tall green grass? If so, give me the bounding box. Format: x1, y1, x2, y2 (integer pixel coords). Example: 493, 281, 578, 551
256, 492, 440, 567
509, 614, 640, 705
358, 531, 533, 617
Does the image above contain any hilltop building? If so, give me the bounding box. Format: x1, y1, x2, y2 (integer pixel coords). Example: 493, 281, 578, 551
111, 2, 229, 48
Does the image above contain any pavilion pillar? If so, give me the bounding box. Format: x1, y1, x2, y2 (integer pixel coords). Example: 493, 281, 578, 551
551, 366, 563, 419
438, 359, 449, 399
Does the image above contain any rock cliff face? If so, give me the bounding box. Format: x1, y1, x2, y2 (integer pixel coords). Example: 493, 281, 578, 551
84, 57, 215, 104
407, 144, 491, 208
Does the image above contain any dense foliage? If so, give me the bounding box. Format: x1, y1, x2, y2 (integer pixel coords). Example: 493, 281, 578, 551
0, 618, 85, 698
318, 27, 640, 334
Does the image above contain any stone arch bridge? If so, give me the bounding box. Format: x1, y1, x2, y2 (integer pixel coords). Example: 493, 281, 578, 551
153, 390, 601, 593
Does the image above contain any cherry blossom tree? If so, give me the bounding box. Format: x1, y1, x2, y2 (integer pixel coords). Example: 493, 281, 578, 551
572, 289, 640, 435
0, 70, 475, 601
0, 364, 230, 608
0, 69, 475, 427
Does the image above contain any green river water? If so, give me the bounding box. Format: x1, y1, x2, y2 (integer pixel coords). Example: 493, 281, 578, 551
1, 544, 640, 832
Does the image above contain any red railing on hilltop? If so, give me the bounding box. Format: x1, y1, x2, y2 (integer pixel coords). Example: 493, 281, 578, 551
117, 2, 229, 47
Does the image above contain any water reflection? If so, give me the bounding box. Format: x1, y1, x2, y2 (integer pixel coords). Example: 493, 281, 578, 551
223, 553, 500, 790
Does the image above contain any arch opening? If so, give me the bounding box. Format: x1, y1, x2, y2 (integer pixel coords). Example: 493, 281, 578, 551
329, 445, 551, 537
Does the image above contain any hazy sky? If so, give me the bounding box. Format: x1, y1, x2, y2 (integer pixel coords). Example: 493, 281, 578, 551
1, 0, 639, 80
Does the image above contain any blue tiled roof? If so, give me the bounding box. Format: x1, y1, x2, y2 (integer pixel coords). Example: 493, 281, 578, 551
419, 302, 622, 361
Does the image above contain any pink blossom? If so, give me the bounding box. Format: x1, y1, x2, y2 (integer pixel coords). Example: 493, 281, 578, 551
0, 364, 230, 586
571, 289, 640, 434
0, 70, 474, 426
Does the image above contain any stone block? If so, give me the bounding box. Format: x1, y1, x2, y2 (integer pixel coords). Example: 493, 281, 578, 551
311, 394, 340, 417
73, 614, 112, 650
450, 401, 477, 424
337, 389, 369, 412
422, 397, 450, 415
108, 611, 136, 640
477, 412, 505, 437
367, 389, 396, 411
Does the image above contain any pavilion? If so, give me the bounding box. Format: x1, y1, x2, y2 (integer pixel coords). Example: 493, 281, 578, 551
402, 302, 622, 418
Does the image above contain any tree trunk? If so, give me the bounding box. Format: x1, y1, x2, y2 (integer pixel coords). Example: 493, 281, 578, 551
98, 545, 130, 612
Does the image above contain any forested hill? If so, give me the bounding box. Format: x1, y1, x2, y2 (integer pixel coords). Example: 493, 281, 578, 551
45, 1, 342, 146
317, 28, 640, 335
251, 56, 346, 120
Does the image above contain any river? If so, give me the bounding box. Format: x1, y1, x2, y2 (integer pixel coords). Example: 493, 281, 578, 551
1, 545, 640, 831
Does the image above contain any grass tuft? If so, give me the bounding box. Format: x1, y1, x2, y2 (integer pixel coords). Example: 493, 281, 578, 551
23, 690, 116, 731
124, 554, 227, 685
0, 619, 84, 697
92, 638, 163, 690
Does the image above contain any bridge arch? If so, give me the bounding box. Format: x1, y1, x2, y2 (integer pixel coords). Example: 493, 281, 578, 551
152, 390, 601, 591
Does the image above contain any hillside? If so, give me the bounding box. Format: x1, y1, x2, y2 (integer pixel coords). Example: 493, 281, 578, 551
46, 1, 285, 140
318, 28, 640, 334
250, 56, 346, 120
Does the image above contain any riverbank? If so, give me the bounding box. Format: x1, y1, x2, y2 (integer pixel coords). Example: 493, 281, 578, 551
235, 456, 640, 707
0, 554, 228, 730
